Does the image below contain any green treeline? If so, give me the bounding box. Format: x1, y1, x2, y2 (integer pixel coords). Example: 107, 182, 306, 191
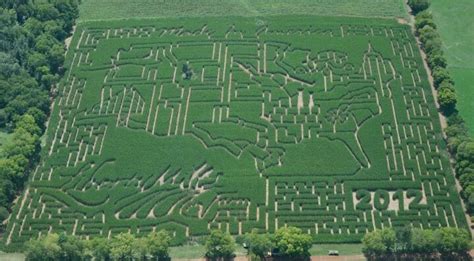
0, 0, 79, 226
24, 227, 313, 261
409, 0, 474, 217
25, 230, 171, 261
362, 227, 472, 260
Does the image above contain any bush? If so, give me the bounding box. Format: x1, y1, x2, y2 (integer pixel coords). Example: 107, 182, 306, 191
415, 11, 436, 30
434, 227, 472, 254
25, 234, 62, 261
438, 86, 457, 111
273, 227, 312, 259
243, 229, 274, 260
432, 68, 454, 88
204, 230, 236, 259
362, 227, 472, 259
428, 54, 447, 69
408, 0, 431, 14
362, 228, 396, 257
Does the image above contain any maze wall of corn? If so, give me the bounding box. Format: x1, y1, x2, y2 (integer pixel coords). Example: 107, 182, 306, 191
5, 16, 467, 247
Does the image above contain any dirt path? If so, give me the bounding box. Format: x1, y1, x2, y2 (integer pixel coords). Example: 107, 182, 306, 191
65, 25, 76, 51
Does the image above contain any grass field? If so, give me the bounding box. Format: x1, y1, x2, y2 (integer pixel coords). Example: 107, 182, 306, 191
78, 0, 408, 21
3, 15, 467, 249
430, 0, 474, 134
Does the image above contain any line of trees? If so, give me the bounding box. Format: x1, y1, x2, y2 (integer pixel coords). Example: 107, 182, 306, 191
362, 227, 472, 260
0, 1, 79, 228
239, 227, 312, 261
409, 0, 474, 216
202, 227, 313, 261
25, 230, 172, 261
25, 227, 313, 261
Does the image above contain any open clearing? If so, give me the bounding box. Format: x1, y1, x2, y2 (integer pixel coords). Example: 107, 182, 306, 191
78, 0, 408, 21
430, 0, 474, 134
4, 15, 467, 248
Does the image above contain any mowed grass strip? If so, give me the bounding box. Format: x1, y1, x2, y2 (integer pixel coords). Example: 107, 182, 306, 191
78, 0, 408, 21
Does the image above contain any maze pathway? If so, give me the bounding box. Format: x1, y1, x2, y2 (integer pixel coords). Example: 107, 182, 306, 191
5, 16, 467, 246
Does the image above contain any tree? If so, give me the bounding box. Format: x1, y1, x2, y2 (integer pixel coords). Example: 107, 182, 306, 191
428, 54, 447, 69
146, 230, 171, 260
423, 37, 443, 56
25, 233, 62, 261
418, 25, 439, 44
0, 52, 20, 78
432, 68, 454, 88
408, 0, 431, 14
26, 107, 47, 132
132, 237, 149, 260
243, 229, 273, 260
394, 226, 412, 253
434, 227, 471, 255
58, 233, 85, 261
84, 237, 111, 261
362, 228, 396, 257
273, 226, 312, 259
362, 230, 386, 257
0, 206, 9, 222
415, 16, 436, 31
204, 229, 236, 260
411, 228, 436, 254
15, 114, 41, 136
0, 109, 7, 127
33, 3, 60, 22
110, 233, 136, 261
438, 86, 457, 111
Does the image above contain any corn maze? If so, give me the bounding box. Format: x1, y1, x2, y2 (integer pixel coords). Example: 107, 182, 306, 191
5, 16, 468, 247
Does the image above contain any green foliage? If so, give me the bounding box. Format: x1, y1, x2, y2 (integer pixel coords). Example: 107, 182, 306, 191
415, 11, 436, 30
110, 233, 136, 260
273, 227, 312, 259
58, 233, 86, 260
243, 229, 274, 259
204, 230, 236, 259
408, 0, 431, 14
146, 230, 172, 259
411, 228, 436, 253
363, 227, 471, 259
25, 234, 62, 261
434, 227, 472, 254
432, 68, 454, 88
428, 54, 447, 69
362, 228, 395, 256
25, 231, 172, 260
438, 86, 457, 111
0, 0, 78, 232
84, 237, 111, 260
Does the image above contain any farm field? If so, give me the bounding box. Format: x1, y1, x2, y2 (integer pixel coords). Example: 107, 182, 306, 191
4, 15, 468, 248
430, 0, 474, 134
78, 0, 408, 22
